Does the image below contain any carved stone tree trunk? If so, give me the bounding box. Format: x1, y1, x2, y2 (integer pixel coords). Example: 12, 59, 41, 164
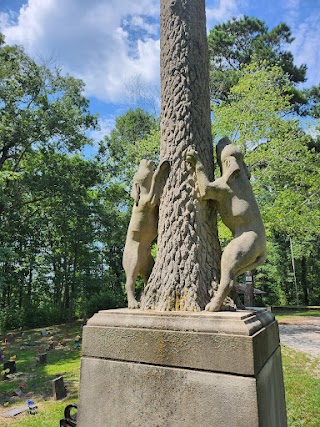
141, 0, 221, 311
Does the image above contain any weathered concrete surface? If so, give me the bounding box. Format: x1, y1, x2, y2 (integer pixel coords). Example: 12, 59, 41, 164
257, 347, 287, 427
78, 357, 258, 427
77, 309, 287, 427
87, 308, 274, 335
83, 309, 278, 377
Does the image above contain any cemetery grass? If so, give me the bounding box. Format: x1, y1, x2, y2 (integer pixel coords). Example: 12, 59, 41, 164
282, 346, 320, 427
0, 322, 82, 426
275, 308, 320, 320
276, 309, 320, 426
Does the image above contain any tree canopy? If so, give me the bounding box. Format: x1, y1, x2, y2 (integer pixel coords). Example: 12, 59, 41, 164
208, 15, 307, 111
212, 59, 320, 306
100, 108, 160, 187
0, 35, 161, 331
0, 35, 126, 330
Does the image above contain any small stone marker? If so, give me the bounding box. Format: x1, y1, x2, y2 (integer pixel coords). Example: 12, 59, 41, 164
0, 405, 29, 417
36, 353, 47, 364
244, 271, 254, 307
3, 360, 16, 374
46, 342, 54, 351
14, 388, 23, 397
52, 376, 67, 400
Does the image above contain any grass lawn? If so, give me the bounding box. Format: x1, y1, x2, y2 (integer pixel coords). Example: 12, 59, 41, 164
0, 322, 82, 426
282, 346, 320, 427
0, 310, 319, 426
275, 309, 320, 321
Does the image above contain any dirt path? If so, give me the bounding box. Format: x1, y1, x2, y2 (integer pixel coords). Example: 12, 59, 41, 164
278, 316, 320, 357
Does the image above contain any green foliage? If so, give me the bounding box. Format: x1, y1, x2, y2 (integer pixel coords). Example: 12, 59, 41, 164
101, 108, 160, 187
208, 15, 307, 110
212, 60, 320, 306
212, 61, 293, 149
0, 36, 127, 331
302, 83, 320, 119
0, 38, 97, 174
212, 61, 320, 238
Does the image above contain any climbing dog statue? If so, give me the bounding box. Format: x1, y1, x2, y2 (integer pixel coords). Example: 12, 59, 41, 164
186, 137, 266, 311
123, 159, 170, 308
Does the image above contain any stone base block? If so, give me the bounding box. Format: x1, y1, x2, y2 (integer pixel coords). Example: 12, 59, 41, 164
77, 309, 287, 427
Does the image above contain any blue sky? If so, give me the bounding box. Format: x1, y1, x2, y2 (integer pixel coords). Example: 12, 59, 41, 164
0, 0, 319, 142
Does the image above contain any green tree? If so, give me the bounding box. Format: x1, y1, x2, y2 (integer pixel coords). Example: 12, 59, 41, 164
0, 35, 128, 330
96, 108, 162, 308
208, 16, 307, 111
0, 34, 97, 215
212, 61, 320, 306
101, 108, 160, 187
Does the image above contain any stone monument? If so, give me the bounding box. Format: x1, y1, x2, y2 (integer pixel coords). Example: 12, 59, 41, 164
77, 1, 287, 426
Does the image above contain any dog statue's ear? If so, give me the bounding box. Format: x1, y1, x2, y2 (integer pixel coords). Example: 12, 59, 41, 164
149, 160, 170, 206
131, 182, 141, 206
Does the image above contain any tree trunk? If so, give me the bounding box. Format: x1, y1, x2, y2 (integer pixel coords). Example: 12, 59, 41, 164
141, 0, 220, 311
69, 241, 78, 321
301, 256, 309, 306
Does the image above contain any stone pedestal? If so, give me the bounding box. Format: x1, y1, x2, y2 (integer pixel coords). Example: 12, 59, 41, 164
77, 308, 287, 427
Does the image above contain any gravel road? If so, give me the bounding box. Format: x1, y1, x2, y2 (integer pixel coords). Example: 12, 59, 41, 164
278, 317, 320, 357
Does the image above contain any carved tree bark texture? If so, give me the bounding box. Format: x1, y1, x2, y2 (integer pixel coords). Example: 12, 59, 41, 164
141, 0, 221, 311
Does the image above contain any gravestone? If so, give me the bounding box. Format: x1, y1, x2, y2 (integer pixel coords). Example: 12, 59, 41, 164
52, 376, 67, 400
46, 342, 54, 351
77, 1, 287, 426
3, 360, 16, 374
35, 353, 47, 364
14, 388, 23, 397
0, 405, 29, 418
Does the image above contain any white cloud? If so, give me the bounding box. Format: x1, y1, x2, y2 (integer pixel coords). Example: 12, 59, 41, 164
290, 14, 320, 87
282, 0, 300, 27
0, 10, 16, 29
279, 0, 319, 87
206, 0, 240, 27
124, 15, 159, 35
0, 0, 160, 103
89, 116, 116, 144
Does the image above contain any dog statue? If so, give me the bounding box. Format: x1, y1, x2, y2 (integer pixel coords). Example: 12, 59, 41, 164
123, 159, 170, 308
186, 137, 266, 311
